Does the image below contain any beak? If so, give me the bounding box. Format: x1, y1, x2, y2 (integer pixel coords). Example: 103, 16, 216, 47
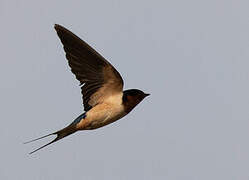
144, 93, 150, 97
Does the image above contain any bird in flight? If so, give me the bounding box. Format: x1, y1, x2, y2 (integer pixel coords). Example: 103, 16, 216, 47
25, 24, 150, 154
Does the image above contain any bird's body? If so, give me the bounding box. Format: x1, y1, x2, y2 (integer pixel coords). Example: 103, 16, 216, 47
25, 24, 149, 154
77, 92, 126, 130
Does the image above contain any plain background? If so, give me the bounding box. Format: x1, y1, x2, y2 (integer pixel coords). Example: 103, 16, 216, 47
1, 0, 249, 179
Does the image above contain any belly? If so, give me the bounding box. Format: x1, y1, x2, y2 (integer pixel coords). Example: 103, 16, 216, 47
80, 103, 127, 130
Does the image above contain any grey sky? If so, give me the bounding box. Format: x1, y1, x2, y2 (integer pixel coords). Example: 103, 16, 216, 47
1, 0, 249, 179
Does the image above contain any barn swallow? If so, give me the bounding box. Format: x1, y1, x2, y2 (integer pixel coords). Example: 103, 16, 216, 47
25, 24, 150, 154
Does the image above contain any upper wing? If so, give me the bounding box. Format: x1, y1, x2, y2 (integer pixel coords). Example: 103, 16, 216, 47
54, 24, 124, 111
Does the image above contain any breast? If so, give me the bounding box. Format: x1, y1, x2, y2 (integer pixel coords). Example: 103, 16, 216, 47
100, 92, 127, 122
80, 92, 127, 130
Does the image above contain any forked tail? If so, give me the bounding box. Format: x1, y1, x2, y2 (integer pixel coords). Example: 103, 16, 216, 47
25, 113, 86, 154
24, 124, 77, 154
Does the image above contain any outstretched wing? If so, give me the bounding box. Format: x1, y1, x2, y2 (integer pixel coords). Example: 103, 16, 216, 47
54, 24, 124, 111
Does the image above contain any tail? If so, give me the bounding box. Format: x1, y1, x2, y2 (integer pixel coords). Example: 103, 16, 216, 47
24, 124, 77, 154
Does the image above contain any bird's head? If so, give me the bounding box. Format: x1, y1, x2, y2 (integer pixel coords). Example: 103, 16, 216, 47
122, 89, 150, 113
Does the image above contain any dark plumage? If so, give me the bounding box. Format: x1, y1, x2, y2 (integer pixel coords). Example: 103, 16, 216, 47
54, 24, 123, 111
122, 89, 150, 113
